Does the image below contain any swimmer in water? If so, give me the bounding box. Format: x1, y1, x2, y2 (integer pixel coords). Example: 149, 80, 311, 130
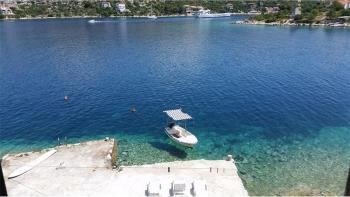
131, 106, 136, 113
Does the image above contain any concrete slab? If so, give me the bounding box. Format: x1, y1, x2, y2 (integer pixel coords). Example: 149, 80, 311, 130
2, 139, 248, 197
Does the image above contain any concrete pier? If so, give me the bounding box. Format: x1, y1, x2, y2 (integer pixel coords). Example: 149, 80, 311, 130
1, 139, 248, 196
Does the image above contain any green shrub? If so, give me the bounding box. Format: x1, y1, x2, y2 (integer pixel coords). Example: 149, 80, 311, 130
333, 1, 344, 11
294, 14, 302, 21
341, 9, 350, 16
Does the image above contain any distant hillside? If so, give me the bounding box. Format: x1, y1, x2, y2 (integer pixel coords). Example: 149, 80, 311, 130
250, 0, 350, 24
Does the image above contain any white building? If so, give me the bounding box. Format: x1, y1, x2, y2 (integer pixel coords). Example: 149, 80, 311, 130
226, 3, 233, 10
117, 3, 126, 12
345, 2, 350, 9
292, 0, 301, 17
265, 7, 280, 14
101, 2, 111, 8
293, 7, 301, 16
0, 6, 13, 15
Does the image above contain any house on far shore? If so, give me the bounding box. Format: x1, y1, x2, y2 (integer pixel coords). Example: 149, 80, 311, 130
185, 6, 192, 16
0, 5, 14, 16
101, 1, 111, 8
184, 5, 203, 16
0, 0, 16, 9
337, 0, 350, 9
117, 3, 126, 12
291, 0, 302, 17
226, 3, 233, 10
247, 3, 257, 12
345, 2, 350, 9
265, 7, 280, 14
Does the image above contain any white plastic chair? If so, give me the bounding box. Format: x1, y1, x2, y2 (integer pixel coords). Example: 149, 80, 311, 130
147, 182, 162, 197
191, 181, 208, 197
171, 181, 186, 196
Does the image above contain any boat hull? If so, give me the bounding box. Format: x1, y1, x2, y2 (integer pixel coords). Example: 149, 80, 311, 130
197, 13, 231, 18
147, 15, 157, 19
164, 127, 198, 148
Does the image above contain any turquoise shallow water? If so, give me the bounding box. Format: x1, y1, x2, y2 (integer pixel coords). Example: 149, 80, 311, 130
0, 17, 350, 195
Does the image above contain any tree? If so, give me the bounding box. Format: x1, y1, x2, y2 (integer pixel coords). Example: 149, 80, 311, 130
326, 9, 337, 19
97, 7, 114, 17
83, 1, 94, 9
0, 13, 4, 19
333, 1, 344, 11
293, 14, 302, 21
341, 9, 350, 16
12, 8, 26, 18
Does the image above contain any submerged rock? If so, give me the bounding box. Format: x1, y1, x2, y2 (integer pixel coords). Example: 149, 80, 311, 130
278, 156, 288, 162
239, 170, 247, 175
234, 154, 244, 162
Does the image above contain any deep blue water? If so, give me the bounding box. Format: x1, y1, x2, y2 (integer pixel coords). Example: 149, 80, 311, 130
1, 17, 350, 195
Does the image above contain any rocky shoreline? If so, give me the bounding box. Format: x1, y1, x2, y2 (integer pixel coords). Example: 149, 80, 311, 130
234, 20, 350, 28
0, 14, 188, 21
0, 13, 256, 21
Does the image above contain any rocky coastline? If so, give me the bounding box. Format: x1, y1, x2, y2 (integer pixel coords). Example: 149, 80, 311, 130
235, 19, 350, 28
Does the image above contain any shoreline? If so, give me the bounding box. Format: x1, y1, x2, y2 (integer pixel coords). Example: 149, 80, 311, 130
1, 15, 187, 21
234, 20, 350, 28
0, 13, 254, 21
2, 138, 248, 196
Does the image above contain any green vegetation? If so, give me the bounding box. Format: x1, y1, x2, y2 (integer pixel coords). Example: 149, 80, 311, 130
12, 1, 100, 18
202, 1, 248, 13
251, 0, 350, 24
326, 1, 350, 19
7, 1, 258, 18
252, 2, 292, 23
0, 13, 5, 20
4, 0, 350, 22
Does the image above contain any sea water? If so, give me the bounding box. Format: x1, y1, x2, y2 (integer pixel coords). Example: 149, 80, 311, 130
0, 17, 349, 195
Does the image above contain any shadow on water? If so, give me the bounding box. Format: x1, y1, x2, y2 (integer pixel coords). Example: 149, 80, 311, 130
150, 141, 188, 159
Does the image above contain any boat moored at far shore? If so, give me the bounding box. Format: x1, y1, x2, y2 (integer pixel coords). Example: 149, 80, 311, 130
147, 15, 157, 19
196, 9, 231, 18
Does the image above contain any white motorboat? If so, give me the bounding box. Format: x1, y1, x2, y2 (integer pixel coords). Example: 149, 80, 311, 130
147, 5, 157, 19
329, 22, 345, 27
88, 19, 96, 23
163, 109, 198, 148
197, 9, 231, 18
147, 15, 157, 19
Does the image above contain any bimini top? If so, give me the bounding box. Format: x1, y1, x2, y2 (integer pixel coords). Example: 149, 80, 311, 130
163, 109, 192, 121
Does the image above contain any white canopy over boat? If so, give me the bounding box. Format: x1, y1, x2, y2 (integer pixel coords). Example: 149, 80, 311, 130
163, 109, 198, 147
163, 109, 192, 121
